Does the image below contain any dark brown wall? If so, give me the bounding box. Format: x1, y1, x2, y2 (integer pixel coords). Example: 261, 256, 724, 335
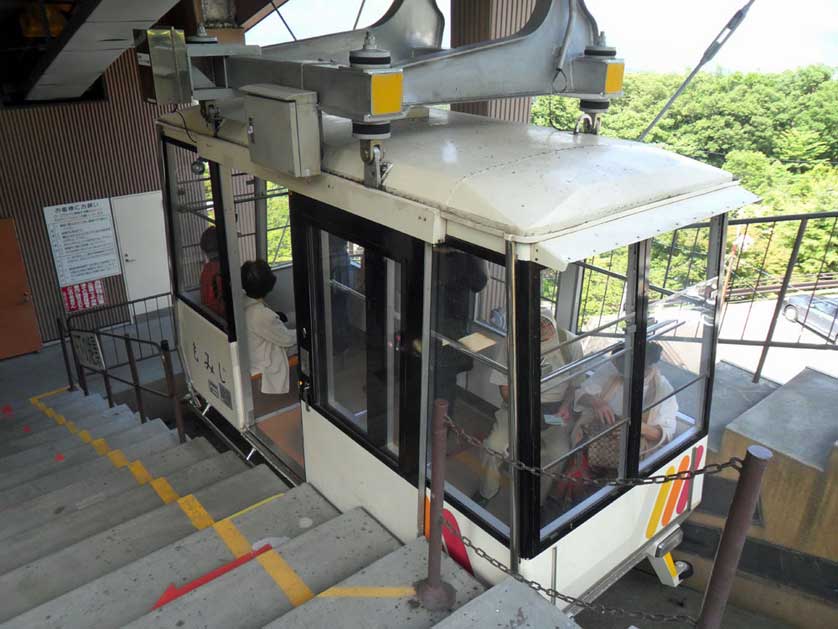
0, 50, 170, 342
451, 0, 536, 123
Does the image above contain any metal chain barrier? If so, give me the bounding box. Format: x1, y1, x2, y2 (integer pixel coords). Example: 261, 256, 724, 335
440, 518, 697, 625
445, 416, 743, 487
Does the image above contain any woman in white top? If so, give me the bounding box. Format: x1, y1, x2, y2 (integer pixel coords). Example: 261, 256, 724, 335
241, 260, 297, 395
573, 341, 677, 460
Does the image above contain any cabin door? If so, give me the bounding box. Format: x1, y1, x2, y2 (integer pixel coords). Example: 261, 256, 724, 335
0, 218, 42, 358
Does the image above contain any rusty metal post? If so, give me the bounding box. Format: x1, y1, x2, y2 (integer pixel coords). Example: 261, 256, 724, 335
96, 331, 114, 408
697, 445, 772, 629
56, 317, 75, 391
415, 399, 456, 611
161, 340, 186, 443
124, 338, 147, 423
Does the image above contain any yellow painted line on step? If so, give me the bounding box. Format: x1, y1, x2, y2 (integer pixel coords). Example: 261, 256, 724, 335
54, 414, 66, 425
91, 438, 111, 456
107, 449, 129, 468
258, 550, 314, 607
177, 494, 214, 529
78, 430, 92, 443
30, 386, 69, 403
222, 492, 285, 522
65, 420, 78, 433
212, 519, 252, 558
318, 586, 416, 599
45, 407, 57, 419
150, 477, 179, 504
128, 460, 152, 485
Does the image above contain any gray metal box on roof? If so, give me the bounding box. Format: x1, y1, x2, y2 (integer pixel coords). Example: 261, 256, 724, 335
242, 84, 321, 179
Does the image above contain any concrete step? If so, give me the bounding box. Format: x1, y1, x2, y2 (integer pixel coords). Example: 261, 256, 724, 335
0, 403, 131, 439
0, 451, 246, 574
0, 464, 288, 623
11, 484, 339, 629
0, 412, 148, 473
0, 437, 219, 540
432, 577, 581, 628
42, 393, 108, 417
0, 420, 177, 493
124, 507, 401, 629
0, 431, 187, 510
0, 406, 136, 456
267, 538, 486, 629
0, 393, 106, 430
727, 367, 838, 471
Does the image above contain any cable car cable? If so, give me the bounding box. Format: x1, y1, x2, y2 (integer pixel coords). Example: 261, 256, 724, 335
638, 0, 757, 142
353, 0, 368, 30
269, 0, 297, 41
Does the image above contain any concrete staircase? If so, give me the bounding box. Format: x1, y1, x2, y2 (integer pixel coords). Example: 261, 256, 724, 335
0, 388, 579, 628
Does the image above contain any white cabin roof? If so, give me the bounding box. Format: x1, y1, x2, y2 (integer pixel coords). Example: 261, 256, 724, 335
163, 106, 757, 270
319, 109, 756, 242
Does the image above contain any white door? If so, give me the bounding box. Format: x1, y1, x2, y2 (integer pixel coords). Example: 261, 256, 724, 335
112, 191, 171, 315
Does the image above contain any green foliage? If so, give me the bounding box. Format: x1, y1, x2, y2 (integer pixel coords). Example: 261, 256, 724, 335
266, 190, 292, 266
532, 65, 838, 323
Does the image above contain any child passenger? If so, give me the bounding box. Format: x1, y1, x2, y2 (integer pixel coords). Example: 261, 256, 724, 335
241, 260, 297, 395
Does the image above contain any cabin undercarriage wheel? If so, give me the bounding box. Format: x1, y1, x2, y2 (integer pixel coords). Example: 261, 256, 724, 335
783, 305, 798, 321
675, 559, 694, 581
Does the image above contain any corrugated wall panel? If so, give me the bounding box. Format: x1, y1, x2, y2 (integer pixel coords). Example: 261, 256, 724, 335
451, 0, 536, 123
0, 51, 169, 342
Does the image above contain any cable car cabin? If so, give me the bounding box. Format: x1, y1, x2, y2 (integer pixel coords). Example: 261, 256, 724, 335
157, 106, 756, 607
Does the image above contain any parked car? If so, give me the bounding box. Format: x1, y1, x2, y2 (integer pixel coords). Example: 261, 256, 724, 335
783, 294, 838, 342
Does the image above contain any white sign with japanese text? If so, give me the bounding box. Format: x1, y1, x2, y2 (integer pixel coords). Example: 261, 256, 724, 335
71, 331, 106, 371
44, 198, 121, 287
176, 300, 247, 430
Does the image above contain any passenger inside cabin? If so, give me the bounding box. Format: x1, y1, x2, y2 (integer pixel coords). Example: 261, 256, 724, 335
199, 226, 226, 319
242, 259, 297, 395
573, 341, 677, 468
476, 309, 584, 506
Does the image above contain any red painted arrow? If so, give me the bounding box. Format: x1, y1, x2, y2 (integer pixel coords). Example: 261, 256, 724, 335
152, 544, 272, 610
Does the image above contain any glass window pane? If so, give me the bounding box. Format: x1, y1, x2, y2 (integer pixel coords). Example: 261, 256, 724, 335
266, 181, 292, 267
167, 145, 228, 329
317, 232, 401, 457
429, 247, 510, 528
540, 247, 634, 533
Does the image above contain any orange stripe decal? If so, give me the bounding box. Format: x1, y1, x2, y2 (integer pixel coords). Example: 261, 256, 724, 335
645, 465, 676, 539
661, 455, 691, 527
676, 445, 704, 515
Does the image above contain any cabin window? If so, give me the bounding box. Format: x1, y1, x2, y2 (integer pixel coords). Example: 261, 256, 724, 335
429, 244, 514, 533
163, 142, 233, 332
266, 181, 293, 268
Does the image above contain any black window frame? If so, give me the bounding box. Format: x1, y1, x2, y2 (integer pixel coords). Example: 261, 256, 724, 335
290, 193, 424, 481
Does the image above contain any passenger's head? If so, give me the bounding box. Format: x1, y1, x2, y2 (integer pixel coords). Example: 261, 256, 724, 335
241, 259, 276, 299
200, 226, 219, 259
611, 341, 664, 377
540, 308, 558, 343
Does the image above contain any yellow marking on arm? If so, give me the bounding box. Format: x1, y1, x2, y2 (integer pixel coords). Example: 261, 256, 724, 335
150, 477, 179, 504
258, 551, 314, 607
91, 438, 110, 456
222, 492, 285, 522
213, 519, 252, 558
128, 460, 152, 485
318, 586, 416, 598
663, 553, 678, 578
78, 430, 92, 443
107, 449, 129, 468
177, 494, 214, 529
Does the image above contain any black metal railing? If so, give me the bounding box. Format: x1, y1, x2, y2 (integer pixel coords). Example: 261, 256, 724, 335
59, 293, 185, 442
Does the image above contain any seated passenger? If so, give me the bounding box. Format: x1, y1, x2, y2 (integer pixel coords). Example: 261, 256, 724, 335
573, 342, 677, 468
199, 226, 226, 318
477, 310, 583, 505
242, 260, 297, 395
